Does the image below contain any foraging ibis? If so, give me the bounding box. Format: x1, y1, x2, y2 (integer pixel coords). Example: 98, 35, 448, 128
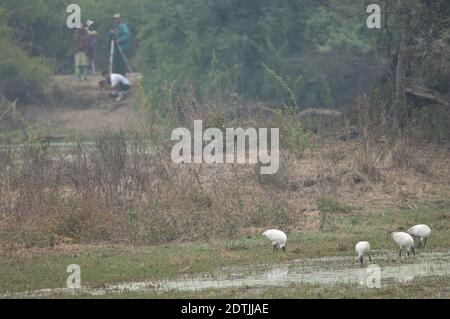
263, 229, 287, 252
391, 232, 415, 258
407, 224, 431, 248
355, 241, 372, 265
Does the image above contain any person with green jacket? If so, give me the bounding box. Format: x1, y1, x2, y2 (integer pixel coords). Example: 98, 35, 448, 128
111, 14, 130, 76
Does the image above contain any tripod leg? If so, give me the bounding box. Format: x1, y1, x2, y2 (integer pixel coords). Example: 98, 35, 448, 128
109, 40, 115, 75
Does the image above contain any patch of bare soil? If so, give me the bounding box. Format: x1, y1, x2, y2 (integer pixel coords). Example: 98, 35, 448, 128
49, 73, 142, 108
21, 73, 143, 138
48, 103, 137, 135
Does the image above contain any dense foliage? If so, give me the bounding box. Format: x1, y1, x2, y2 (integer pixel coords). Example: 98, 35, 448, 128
0, 9, 52, 101
135, 0, 380, 106
0, 0, 448, 119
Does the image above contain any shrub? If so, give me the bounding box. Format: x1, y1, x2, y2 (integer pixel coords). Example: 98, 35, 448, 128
0, 11, 52, 102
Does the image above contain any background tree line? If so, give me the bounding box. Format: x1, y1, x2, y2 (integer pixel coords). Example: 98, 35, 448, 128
0, 0, 448, 137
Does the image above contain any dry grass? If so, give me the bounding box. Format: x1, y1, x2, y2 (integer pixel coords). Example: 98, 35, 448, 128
0, 121, 448, 249
1, 81, 449, 248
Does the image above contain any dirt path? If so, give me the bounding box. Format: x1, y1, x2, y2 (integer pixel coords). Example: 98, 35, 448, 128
44, 103, 138, 135
20, 73, 143, 139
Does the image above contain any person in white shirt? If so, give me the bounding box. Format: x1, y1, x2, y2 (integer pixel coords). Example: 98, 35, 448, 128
100, 71, 131, 101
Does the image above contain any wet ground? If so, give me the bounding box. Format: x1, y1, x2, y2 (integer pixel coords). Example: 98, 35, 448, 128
3, 250, 449, 298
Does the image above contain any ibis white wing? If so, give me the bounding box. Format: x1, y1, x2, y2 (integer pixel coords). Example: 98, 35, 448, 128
392, 232, 414, 248
263, 229, 287, 245
355, 241, 371, 256
407, 224, 431, 238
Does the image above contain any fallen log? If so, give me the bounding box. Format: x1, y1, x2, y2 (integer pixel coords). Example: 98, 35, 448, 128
299, 108, 342, 117
406, 84, 450, 107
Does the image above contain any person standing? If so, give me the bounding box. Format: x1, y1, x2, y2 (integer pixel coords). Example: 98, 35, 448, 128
73, 23, 90, 81
86, 20, 98, 75
110, 14, 130, 76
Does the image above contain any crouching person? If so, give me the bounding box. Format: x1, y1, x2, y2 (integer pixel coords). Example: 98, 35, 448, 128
100, 71, 131, 101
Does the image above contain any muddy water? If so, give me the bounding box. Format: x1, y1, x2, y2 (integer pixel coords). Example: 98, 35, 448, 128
4, 251, 450, 298
150, 251, 450, 292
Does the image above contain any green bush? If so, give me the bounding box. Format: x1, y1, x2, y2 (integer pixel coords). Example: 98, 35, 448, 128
0, 10, 52, 102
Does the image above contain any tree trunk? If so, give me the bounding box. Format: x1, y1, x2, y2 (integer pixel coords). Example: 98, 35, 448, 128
393, 30, 408, 129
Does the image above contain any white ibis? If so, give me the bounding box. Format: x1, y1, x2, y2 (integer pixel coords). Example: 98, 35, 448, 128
391, 232, 415, 258
355, 241, 372, 264
263, 229, 287, 252
407, 224, 431, 248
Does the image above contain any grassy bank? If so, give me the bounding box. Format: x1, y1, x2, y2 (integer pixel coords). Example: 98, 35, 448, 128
1, 202, 449, 297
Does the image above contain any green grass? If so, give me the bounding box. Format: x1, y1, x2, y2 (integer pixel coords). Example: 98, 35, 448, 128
0, 129, 24, 143
0, 203, 449, 298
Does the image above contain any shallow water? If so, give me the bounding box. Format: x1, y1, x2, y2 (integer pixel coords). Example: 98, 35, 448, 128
4, 251, 450, 298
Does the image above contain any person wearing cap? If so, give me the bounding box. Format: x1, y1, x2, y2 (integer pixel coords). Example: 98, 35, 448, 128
73, 23, 90, 81
86, 20, 98, 74
110, 14, 130, 76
